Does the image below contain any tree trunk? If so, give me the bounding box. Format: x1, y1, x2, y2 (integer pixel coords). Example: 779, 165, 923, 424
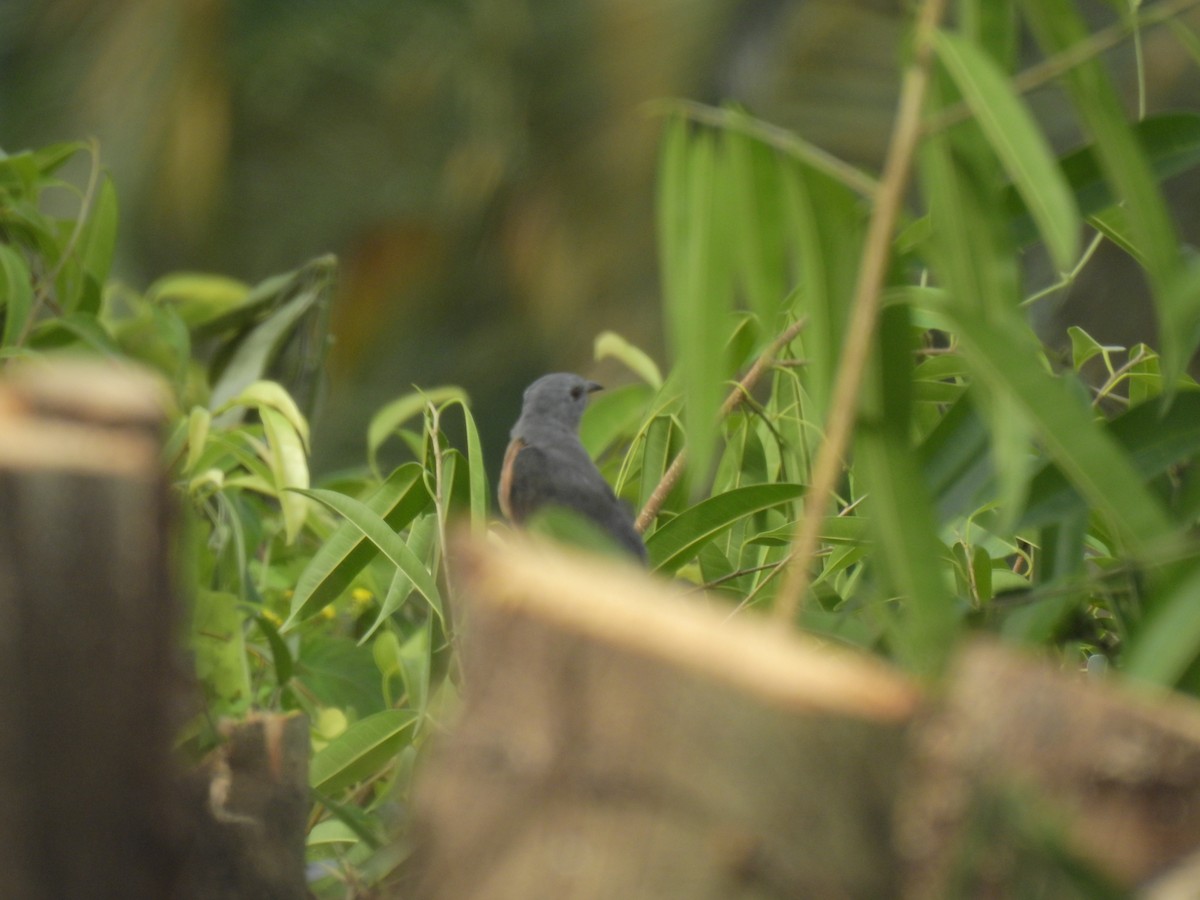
0, 360, 180, 899
411, 536, 920, 899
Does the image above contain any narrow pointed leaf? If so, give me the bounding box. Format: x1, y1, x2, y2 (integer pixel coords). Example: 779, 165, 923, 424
285, 465, 432, 629
646, 483, 804, 573
309, 709, 418, 794
292, 487, 443, 624
935, 29, 1079, 270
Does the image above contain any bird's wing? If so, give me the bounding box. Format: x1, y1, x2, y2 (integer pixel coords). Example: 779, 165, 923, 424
507, 442, 646, 561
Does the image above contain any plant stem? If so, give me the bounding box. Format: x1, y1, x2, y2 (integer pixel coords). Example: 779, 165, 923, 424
926, 0, 1200, 134
648, 100, 880, 200
772, 0, 950, 626
634, 317, 807, 533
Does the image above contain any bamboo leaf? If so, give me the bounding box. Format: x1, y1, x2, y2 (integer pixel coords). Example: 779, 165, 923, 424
309, 709, 418, 794
0, 244, 33, 348
291, 487, 443, 625
366, 386, 465, 477
359, 513, 437, 644
217, 380, 311, 452
440, 397, 488, 532
1020, 391, 1200, 528
660, 125, 729, 486
856, 304, 958, 675
1008, 113, 1200, 245
579, 383, 654, 460
935, 29, 1079, 270
285, 465, 432, 629
260, 406, 310, 543
1124, 559, 1200, 686
946, 305, 1173, 549
646, 483, 804, 573
593, 331, 663, 388
1021, 0, 1184, 387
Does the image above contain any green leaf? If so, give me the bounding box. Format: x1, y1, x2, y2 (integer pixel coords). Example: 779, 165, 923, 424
0, 244, 34, 348
307, 819, 360, 856
526, 506, 639, 561
1020, 0, 1183, 386
294, 634, 386, 714
31, 141, 87, 178
397, 621, 432, 718
781, 158, 867, 427
1009, 113, 1200, 245
148, 272, 251, 327
579, 383, 654, 460
260, 406, 310, 543
255, 613, 294, 686
935, 30, 1079, 270
218, 380, 311, 452
593, 331, 663, 388
946, 305, 1173, 550
291, 487, 443, 625
309, 709, 418, 794
1158, 258, 1200, 397
185, 406, 212, 475
28, 312, 118, 353
918, 395, 994, 523
1067, 325, 1107, 371
78, 174, 119, 291
1020, 391, 1200, 528
1124, 559, 1200, 686
646, 483, 804, 573
440, 397, 487, 533
856, 304, 958, 675
366, 386, 466, 477
659, 120, 730, 487
285, 465, 432, 629
359, 513, 437, 643
724, 126, 790, 324
191, 589, 251, 716
637, 414, 678, 517
209, 259, 335, 412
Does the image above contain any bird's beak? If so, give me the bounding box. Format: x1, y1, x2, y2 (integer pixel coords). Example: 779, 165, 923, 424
586, 381, 603, 393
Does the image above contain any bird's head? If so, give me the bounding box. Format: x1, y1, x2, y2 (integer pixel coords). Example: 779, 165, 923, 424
515, 372, 602, 436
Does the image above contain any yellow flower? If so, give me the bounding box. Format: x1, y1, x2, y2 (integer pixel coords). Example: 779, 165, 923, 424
350, 587, 374, 614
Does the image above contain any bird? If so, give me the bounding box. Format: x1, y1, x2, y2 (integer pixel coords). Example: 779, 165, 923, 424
498, 373, 647, 562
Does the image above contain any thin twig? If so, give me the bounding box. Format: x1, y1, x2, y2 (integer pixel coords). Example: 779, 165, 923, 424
647, 99, 880, 200
1092, 346, 1150, 407
926, 0, 1200, 134
10, 138, 104, 357
1021, 230, 1105, 308
772, 0, 950, 626
426, 402, 456, 638
634, 317, 807, 533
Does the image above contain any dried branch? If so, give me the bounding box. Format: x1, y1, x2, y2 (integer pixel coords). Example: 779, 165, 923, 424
634, 317, 807, 533
772, 0, 950, 625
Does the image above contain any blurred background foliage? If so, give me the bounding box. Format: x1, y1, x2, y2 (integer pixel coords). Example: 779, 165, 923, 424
3, 0, 1200, 477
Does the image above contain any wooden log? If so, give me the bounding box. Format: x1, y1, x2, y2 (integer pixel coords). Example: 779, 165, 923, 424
897, 640, 1200, 898
410, 536, 920, 899
174, 712, 312, 900
0, 359, 178, 899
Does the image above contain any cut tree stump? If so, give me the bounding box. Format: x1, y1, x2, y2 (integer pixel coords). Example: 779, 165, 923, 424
0, 359, 179, 899
411, 536, 921, 899
174, 712, 312, 900
897, 640, 1200, 899
0, 359, 312, 899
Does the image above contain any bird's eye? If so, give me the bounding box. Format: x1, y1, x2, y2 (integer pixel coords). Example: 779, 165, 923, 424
570, 385, 584, 400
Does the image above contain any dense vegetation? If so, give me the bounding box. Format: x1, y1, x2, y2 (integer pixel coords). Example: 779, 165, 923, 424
5, 0, 1200, 894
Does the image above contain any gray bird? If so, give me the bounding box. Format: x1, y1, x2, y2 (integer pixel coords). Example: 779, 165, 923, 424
498, 373, 647, 562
